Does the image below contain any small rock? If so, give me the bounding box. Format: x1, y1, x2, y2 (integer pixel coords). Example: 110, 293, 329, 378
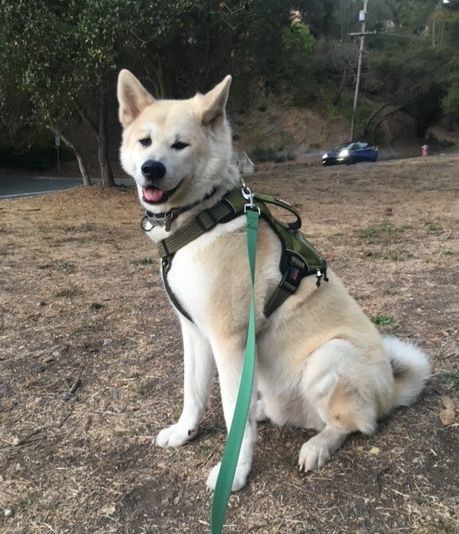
4, 508, 13, 518
103, 338, 112, 346
369, 447, 380, 455
101, 505, 115, 516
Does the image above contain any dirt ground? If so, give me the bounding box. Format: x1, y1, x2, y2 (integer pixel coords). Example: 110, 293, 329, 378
1, 155, 458, 533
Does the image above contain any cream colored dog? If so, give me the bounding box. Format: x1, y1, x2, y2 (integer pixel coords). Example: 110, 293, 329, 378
117, 70, 430, 491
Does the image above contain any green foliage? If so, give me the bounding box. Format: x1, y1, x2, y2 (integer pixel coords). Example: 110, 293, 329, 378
281, 22, 315, 56
371, 314, 396, 327
1, 0, 459, 176
366, 36, 451, 136
130, 258, 154, 266
250, 147, 287, 163
358, 222, 406, 244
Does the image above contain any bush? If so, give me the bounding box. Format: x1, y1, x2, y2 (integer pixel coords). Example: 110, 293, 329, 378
250, 147, 296, 163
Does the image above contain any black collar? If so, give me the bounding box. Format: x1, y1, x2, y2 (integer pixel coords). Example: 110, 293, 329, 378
141, 187, 217, 232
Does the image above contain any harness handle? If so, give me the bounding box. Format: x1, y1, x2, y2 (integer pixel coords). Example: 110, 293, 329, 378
254, 193, 302, 231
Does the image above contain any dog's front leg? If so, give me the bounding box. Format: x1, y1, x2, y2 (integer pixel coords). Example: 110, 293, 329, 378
206, 337, 257, 492
156, 318, 215, 448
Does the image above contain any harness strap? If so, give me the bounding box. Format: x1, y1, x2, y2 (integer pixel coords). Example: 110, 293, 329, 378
157, 193, 239, 258
156, 187, 327, 322
264, 254, 307, 316
254, 193, 302, 230
161, 257, 193, 322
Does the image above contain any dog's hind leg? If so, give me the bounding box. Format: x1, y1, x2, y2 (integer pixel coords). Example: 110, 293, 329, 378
156, 318, 215, 448
298, 339, 383, 472
206, 336, 257, 491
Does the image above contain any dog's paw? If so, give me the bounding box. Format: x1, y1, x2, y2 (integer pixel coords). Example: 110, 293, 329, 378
298, 435, 332, 472
156, 423, 197, 448
206, 461, 250, 492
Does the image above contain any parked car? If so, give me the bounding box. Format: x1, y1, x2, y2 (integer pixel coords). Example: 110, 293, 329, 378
321, 141, 378, 166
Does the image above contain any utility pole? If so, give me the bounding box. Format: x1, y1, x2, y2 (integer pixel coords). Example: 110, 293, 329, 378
350, 0, 369, 142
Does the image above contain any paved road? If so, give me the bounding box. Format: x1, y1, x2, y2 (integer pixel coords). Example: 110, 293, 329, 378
0, 175, 132, 199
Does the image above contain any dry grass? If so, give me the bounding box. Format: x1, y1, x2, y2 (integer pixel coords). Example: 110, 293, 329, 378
1, 155, 458, 533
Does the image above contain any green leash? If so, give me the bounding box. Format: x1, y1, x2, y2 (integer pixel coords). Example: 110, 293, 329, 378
210, 198, 260, 534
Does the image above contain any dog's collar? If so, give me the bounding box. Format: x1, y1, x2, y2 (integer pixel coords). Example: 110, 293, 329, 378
141, 187, 218, 232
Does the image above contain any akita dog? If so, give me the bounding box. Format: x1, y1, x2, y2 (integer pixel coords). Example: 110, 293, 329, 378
117, 70, 429, 491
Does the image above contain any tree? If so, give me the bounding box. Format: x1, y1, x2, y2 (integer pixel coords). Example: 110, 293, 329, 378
0, 2, 94, 183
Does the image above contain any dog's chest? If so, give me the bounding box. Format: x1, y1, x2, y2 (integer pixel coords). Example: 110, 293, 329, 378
163, 217, 246, 324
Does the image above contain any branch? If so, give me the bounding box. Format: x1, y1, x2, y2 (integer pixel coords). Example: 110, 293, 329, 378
74, 101, 100, 139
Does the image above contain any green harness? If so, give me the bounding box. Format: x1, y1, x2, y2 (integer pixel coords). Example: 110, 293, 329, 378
153, 187, 328, 321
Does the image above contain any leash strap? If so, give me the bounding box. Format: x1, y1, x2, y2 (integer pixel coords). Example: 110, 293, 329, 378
210, 207, 260, 534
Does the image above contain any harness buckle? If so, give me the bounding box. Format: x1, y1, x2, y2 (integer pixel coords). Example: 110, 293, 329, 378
279, 255, 306, 293
316, 266, 329, 287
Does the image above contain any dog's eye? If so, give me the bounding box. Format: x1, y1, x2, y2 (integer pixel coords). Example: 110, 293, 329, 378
171, 141, 189, 150
139, 137, 152, 147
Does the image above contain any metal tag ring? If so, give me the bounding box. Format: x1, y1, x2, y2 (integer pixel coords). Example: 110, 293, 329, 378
141, 215, 154, 232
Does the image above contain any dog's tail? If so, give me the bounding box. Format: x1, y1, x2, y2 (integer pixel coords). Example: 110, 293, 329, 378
383, 335, 430, 408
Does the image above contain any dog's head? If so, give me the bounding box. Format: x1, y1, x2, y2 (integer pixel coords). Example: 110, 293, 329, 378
117, 70, 234, 212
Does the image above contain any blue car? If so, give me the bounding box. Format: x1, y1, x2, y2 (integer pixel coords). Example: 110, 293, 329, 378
322, 141, 378, 166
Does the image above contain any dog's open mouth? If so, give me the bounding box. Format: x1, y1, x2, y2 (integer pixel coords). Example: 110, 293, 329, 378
142, 186, 168, 204
142, 183, 181, 205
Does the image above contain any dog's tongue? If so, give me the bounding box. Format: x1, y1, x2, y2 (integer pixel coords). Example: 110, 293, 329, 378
143, 187, 165, 203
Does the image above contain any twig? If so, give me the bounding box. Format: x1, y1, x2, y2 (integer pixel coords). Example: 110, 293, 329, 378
62, 377, 82, 401
15, 427, 45, 446
196, 450, 215, 469
69, 377, 82, 394
56, 409, 73, 428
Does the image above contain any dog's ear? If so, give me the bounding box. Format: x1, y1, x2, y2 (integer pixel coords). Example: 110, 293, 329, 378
117, 70, 155, 127
200, 75, 232, 126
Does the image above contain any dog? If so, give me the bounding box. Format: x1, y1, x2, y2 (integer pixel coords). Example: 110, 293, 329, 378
117, 69, 430, 491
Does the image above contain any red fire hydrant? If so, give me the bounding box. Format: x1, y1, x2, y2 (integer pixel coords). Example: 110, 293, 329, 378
421, 144, 429, 157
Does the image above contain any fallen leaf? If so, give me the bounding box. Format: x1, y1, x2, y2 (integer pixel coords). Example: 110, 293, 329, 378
439, 396, 456, 426
441, 396, 455, 411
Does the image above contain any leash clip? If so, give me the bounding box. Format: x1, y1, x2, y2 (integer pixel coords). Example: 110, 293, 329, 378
241, 179, 260, 214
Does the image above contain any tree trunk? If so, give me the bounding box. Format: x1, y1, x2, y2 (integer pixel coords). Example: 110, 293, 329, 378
59, 132, 92, 185
97, 86, 115, 187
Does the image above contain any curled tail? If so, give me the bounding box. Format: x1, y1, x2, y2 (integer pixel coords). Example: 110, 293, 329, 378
383, 335, 430, 408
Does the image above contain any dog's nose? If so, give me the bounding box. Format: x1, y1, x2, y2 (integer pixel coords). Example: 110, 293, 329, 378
141, 160, 166, 180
